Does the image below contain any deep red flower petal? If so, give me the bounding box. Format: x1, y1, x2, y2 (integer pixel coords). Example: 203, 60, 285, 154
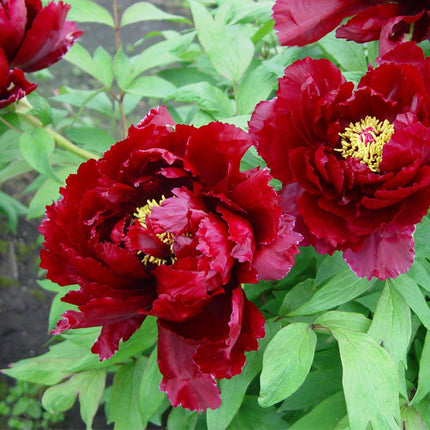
196, 214, 234, 284
91, 315, 146, 360
251, 51, 430, 279
184, 122, 251, 190
217, 206, 255, 263
230, 169, 282, 245
151, 266, 216, 321
0, 65, 37, 108
193, 288, 265, 379
344, 224, 415, 280
336, 4, 404, 43
252, 214, 301, 280
0, 0, 28, 58
41, 105, 300, 410
272, 0, 372, 46
10, 1, 82, 72
157, 321, 221, 412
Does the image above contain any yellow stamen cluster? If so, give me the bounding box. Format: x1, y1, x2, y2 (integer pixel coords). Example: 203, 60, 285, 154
134, 197, 176, 266
336, 116, 394, 172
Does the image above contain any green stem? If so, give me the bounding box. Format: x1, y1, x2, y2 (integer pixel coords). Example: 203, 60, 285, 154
20, 114, 98, 160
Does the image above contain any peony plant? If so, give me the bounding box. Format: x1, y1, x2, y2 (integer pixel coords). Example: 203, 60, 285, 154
1, 0, 430, 429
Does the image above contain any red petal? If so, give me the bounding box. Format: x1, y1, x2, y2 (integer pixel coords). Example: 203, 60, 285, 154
217, 206, 255, 263
344, 224, 415, 280
0, 0, 27, 58
11, 1, 82, 72
273, 0, 371, 46
157, 321, 221, 412
184, 122, 251, 189
194, 288, 265, 379
252, 214, 301, 280
0, 66, 37, 108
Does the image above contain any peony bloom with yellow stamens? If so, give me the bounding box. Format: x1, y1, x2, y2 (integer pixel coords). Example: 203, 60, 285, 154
40, 106, 301, 412
249, 42, 430, 280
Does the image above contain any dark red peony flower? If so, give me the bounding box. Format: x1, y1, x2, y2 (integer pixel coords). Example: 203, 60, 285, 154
0, 0, 82, 73
273, 0, 430, 54
40, 106, 301, 411
0, 48, 36, 108
249, 42, 430, 280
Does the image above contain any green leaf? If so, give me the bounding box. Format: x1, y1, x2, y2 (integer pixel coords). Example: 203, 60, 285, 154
190, 1, 254, 82
0, 159, 31, 184
227, 395, 288, 430
42, 369, 106, 429
280, 349, 343, 411
207, 321, 280, 430
231, 1, 275, 25
414, 397, 430, 429
78, 369, 107, 430
240, 145, 265, 171
288, 392, 347, 430
315, 311, 371, 333
62, 316, 158, 367
107, 358, 146, 430
318, 31, 368, 72
167, 82, 234, 119
314, 252, 348, 284
121, 2, 191, 26
125, 76, 176, 98
415, 215, 430, 258
27, 92, 53, 125
139, 348, 166, 427
27, 165, 77, 219
236, 63, 277, 114
279, 279, 315, 315
65, 127, 115, 154
130, 32, 195, 80
93, 47, 114, 87
113, 47, 133, 91
52, 87, 113, 117
0, 191, 27, 232
12, 398, 42, 419
401, 403, 427, 430
289, 269, 371, 316
65, 0, 114, 27
329, 328, 401, 430
19, 130, 59, 182
259, 322, 316, 407
407, 257, 430, 293
158, 67, 217, 88
64, 44, 113, 87
63, 43, 94, 75
411, 330, 430, 405
368, 282, 411, 367
167, 407, 199, 430
390, 276, 430, 331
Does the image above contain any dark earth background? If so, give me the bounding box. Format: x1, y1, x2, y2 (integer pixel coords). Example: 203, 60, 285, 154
0, 1, 190, 428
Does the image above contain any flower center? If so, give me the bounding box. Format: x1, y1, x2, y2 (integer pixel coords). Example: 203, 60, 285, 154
134, 197, 176, 266
336, 116, 394, 172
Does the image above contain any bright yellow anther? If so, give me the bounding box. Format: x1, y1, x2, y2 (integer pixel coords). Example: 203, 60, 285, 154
134, 196, 176, 266
336, 116, 394, 172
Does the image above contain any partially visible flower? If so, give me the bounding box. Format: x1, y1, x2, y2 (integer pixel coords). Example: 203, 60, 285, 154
0, 0, 82, 73
249, 43, 430, 280
40, 106, 301, 411
0, 48, 36, 108
273, 0, 430, 54
272, 0, 372, 47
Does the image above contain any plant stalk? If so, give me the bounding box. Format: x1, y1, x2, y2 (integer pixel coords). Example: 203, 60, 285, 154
20, 114, 97, 160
